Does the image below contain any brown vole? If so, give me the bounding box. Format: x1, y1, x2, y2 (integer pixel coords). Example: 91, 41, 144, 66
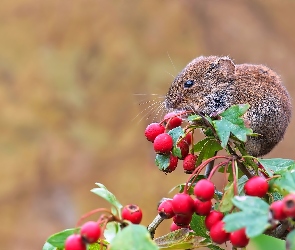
165, 56, 292, 156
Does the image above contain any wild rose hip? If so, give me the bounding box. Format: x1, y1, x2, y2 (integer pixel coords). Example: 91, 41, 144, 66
158, 199, 175, 219
205, 210, 224, 230
270, 200, 287, 220
244, 176, 268, 198
122, 204, 142, 224
209, 221, 229, 244
65, 234, 86, 250
172, 193, 194, 216
164, 112, 182, 129
144, 123, 165, 142
194, 198, 212, 216
230, 228, 249, 248
80, 221, 101, 244
183, 154, 197, 174
194, 179, 215, 201
153, 133, 173, 154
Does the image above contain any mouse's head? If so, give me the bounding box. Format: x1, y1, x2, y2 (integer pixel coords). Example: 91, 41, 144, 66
165, 56, 236, 116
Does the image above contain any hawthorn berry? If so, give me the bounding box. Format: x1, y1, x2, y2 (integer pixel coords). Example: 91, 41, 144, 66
209, 221, 229, 245
80, 221, 101, 244
244, 176, 268, 198
230, 228, 249, 248
183, 154, 197, 174
65, 234, 86, 250
122, 204, 142, 224
173, 214, 192, 226
269, 200, 287, 220
170, 222, 187, 231
164, 112, 182, 129
176, 139, 190, 159
172, 193, 194, 216
194, 179, 215, 201
194, 198, 212, 216
184, 132, 192, 145
144, 123, 165, 142
163, 154, 178, 173
153, 133, 173, 154
283, 194, 295, 218
158, 199, 175, 219
205, 210, 224, 230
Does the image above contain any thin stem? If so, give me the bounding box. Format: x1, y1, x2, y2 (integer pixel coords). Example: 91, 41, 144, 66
75, 208, 114, 228
207, 160, 231, 181
232, 160, 238, 196
147, 214, 164, 239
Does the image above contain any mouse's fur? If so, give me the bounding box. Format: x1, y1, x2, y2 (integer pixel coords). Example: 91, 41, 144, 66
165, 56, 292, 156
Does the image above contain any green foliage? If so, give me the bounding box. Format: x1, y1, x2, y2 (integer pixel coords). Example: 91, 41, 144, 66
109, 224, 158, 250
212, 104, 253, 148
259, 158, 295, 177
271, 171, 295, 195
286, 229, 295, 250
155, 154, 170, 171
250, 234, 285, 250
219, 182, 234, 212
44, 228, 77, 249
223, 196, 270, 238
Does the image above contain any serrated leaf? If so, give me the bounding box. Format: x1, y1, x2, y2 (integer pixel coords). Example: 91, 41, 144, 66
219, 183, 234, 212
258, 158, 295, 177
250, 234, 285, 250
109, 224, 158, 250
223, 196, 270, 238
286, 229, 295, 250
190, 213, 208, 238
167, 127, 184, 145
194, 138, 222, 166
91, 183, 123, 216
271, 171, 295, 194
46, 228, 76, 248
155, 154, 170, 171
212, 104, 252, 148
42, 242, 58, 250
237, 175, 248, 195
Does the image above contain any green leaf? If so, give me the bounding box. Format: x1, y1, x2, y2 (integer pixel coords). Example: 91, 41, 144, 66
167, 127, 184, 145
249, 234, 285, 250
237, 175, 248, 196
104, 221, 120, 243
109, 224, 158, 250
42, 242, 58, 250
271, 171, 295, 195
190, 213, 208, 238
193, 137, 213, 152
187, 114, 202, 122
219, 183, 234, 212
258, 158, 295, 177
89, 242, 108, 250
172, 146, 182, 159
91, 183, 123, 216
155, 154, 170, 171
155, 228, 201, 249
46, 228, 76, 248
194, 138, 222, 166
212, 104, 252, 148
286, 229, 295, 250
223, 196, 270, 238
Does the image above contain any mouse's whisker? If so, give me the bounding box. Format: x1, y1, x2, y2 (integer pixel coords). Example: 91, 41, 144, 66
132, 99, 162, 122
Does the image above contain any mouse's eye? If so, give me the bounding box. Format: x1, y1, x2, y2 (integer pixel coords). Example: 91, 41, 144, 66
184, 80, 194, 88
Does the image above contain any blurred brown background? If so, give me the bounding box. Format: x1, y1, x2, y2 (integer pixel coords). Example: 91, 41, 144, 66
0, 0, 295, 249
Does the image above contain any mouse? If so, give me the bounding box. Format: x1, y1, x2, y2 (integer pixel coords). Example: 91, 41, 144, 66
164, 56, 292, 156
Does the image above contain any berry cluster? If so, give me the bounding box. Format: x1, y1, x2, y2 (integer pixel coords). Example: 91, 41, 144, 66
270, 193, 295, 221
64, 204, 142, 250
145, 112, 196, 173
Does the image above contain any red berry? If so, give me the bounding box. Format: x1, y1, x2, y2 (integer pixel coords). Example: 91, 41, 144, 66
153, 133, 173, 154
244, 176, 268, 198
230, 228, 249, 248
170, 222, 189, 231
158, 199, 175, 219
194, 198, 212, 216
164, 112, 182, 129
209, 221, 229, 244
65, 234, 86, 250
176, 139, 189, 159
80, 221, 101, 244
205, 210, 224, 230
172, 193, 194, 216
173, 214, 192, 226
270, 200, 287, 220
144, 123, 165, 142
122, 204, 143, 224
183, 154, 197, 174
163, 154, 178, 173
194, 179, 215, 201
283, 194, 295, 218
184, 132, 192, 145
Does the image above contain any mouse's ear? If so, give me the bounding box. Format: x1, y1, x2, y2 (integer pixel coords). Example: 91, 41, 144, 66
216, 57, 235, 77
